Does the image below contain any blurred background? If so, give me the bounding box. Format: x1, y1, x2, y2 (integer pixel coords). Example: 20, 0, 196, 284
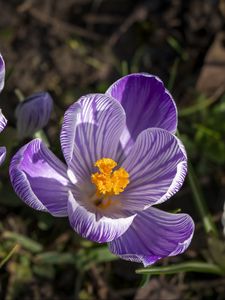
0, 0, 225, 299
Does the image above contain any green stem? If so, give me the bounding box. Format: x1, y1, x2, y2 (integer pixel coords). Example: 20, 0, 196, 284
121, 60, 129, 76
14, 88, 25, 102
167, 58, 179, 91
34, 130, 50, 147
136, 261, 223, 275
0, 244, 20, 268
188, 162, 218, 236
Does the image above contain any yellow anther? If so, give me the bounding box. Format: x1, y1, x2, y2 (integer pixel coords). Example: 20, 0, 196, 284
111, 168, 130, 195
91, 158, 129, 198
94, 158, 117, 174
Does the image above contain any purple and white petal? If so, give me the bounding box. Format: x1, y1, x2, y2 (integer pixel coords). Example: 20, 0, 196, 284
120, 128, 187, 211
106, 73, 177, 157
60, 94, 125, 183
68, 191, 135, 243
108, 207, 194, 266
0, 147, 6, 165
0, 110, 7, 133
10, 139, 70, 217
0, 54, 5, 93
15, 92, 53, 139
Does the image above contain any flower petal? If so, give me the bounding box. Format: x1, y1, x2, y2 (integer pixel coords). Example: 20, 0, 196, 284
60, 93, 125, 183
0, 110, 7, 133
67, 191, 135, 243
120, 128, 187, 211
0, 147, 6, 165
0, 54, 5, 93
10, 139, 70, 217
106, 73, 177, 156
15, 92, 53, 139
108, 207, 194, 266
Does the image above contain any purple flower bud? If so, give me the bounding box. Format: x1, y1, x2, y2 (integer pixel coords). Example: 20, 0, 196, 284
0, 146, 6, 166
0, 53, 5, 93
0, 54, 7, 165
0, 109, 7, 133
15, 92, 53, 139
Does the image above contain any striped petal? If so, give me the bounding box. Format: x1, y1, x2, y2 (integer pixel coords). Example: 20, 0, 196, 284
67, 191, 135, 243
0, 110, 7, 133
0, 54, 5, 93
0, 147, 6, 165
60, 94, 126, 183
10, 139, 70, 217
106, 73, 177, 157
120, 128, 187, 211
108, 207, 194, 266
15, 92, 53, 139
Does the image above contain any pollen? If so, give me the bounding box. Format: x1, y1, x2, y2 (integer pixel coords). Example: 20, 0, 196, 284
91, 158, 129, 197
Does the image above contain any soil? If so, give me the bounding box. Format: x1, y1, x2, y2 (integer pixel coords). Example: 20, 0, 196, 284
0, 0, 225, 299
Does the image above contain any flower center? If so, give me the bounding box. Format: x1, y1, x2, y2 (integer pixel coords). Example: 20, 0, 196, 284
91, 158, 129, 208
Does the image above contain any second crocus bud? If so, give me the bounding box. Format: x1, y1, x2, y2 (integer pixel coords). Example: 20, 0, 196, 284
0, 109, 7, 133
0, 54, 7, 166
0, 53, 5, 93
15, 91, 53, 139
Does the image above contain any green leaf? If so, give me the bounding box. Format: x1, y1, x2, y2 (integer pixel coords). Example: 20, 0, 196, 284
3, 231, 43, 253
33, 265, 55, 279
208, 236, 225, 271
34, 252, 74, 265
136, 261, 224, 276
139, 274, 151, 287
75, 246, 118, 271
0, 244, 20, 268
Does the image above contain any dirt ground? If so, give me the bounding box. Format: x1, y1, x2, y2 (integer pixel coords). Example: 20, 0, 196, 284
0, 0, 225, 299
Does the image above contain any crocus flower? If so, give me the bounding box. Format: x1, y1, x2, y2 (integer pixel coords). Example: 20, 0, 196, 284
10, 73, 194, 266
0, 54, 7, 165
15, 91, 53, 139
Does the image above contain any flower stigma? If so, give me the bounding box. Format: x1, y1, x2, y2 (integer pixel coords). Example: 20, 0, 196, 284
91, 158, 129, 209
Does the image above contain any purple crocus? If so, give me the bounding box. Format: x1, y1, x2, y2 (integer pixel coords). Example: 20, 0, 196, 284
15, 92, 53, 139
10, 73, 194, 266
0, 53, 5, 93
0, 54, 7, 165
